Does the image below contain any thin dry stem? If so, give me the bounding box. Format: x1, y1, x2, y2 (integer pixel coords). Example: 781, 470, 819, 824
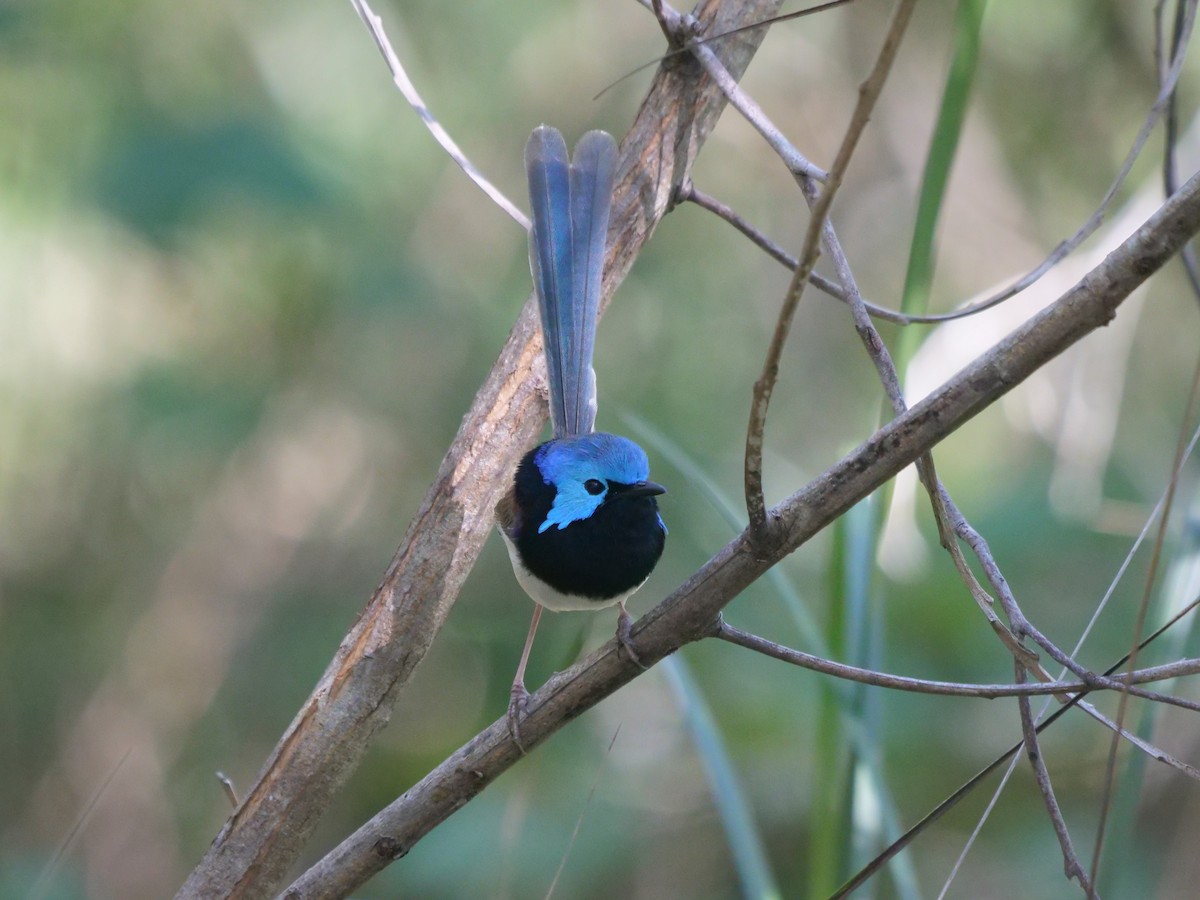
350, 0, 530, 228
743, 0, 919, 529
714, 621, 1200, 700
932, 0, 1198, 322
1015, 665, 1093, 892
1090, 349, 1200, 888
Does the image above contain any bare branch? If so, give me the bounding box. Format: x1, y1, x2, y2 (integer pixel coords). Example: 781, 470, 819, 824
350, 0, 529, 229
931, 0, 1198, 321
284, 167, 1200, 898
714, 620, 1200, 700
680, 182, 920, 323
846, 590, 1200, 899
1015, 666, 1092, 892
691, 0, 1200, 330
1160, 0, 1200, 303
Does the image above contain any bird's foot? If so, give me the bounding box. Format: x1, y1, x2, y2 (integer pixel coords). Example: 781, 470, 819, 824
507, 681, 530, 753
616, 605, 647, 670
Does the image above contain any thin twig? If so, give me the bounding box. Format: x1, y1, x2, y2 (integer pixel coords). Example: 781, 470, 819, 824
649, 0, 677, 46
1090, 348, 1200, 889
682, 183, 967, 325
545, 724, 622, 899
30, 749, 131, 900
843, 589, 1200, 897
681, 182, 919, 323
714, 621, 1200, 700
670, 17, 830, 183
743, 0, 919, 529
1159, 0, 1200, 302
349, 0, 530, 229
614, 0, 856, 139
1015, 665, 1093, 892
929, 0, 1198, 322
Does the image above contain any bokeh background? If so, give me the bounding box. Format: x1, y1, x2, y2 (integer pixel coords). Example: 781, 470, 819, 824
4, 1, 1200, 897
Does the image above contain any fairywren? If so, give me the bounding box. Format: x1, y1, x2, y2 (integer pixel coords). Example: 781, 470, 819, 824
497, 126, 666, 743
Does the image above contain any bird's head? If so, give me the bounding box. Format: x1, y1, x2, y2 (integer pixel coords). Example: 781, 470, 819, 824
529, 433, 666, 533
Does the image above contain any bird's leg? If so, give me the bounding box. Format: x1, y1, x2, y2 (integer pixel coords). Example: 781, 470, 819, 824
616, 600, 647, 670
508, 604, 543, 751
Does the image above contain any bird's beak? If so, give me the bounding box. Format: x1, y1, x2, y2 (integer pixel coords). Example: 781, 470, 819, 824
620, 480, 667, 499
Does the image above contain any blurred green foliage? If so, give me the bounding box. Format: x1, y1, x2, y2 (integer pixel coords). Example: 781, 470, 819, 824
3, 0, 1200, 897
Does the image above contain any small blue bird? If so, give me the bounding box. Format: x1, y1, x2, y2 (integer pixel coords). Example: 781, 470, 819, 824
497, 126, 666, 741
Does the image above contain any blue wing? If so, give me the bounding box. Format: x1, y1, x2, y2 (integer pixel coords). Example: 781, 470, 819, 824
525, 125, 618, 439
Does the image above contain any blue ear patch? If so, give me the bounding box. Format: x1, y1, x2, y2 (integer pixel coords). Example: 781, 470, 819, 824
535, 433, 651, 533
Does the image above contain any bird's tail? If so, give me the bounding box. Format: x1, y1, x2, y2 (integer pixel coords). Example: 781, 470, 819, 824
525, 125, 618, 439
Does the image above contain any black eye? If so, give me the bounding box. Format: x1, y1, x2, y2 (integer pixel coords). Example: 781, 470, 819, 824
584, 479, 605, 495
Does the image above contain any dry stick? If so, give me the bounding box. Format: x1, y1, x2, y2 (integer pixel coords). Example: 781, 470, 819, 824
1016, 665, 1093, 891
175, 1, 788, 897
680, 182, 921, 323
931, 0, 1199, 323
350, 0, 529, 229
691, 9, 1179, 882
837, 595, 1200, 900
718, 619, 1200, 785
1089, 350, 1200, 891
1070, 697, 1200, 780
283, 167, 1200, 900
743, 0, 919, 530
940, 423, 1200, 897
713, 621, 1200, 702
686, 3, 1045, 669
1160, 0, 1200, 302
679, 1, 1036, 678
689, 0, 1196, 328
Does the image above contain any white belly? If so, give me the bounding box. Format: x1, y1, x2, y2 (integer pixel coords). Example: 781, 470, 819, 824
499, 528, 645, 612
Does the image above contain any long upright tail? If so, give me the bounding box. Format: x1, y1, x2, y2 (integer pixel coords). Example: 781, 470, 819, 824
525, 125, 618, 439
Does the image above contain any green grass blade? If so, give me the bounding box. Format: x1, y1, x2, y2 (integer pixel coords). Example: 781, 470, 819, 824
619, 410, 920, 897
902, 0, 987, 319
807, 506, 857, 897
662, 656, 781, 900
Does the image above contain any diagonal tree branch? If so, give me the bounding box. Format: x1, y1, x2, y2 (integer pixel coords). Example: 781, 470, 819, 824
176, 1, 786, 896
283, 165, 1200, 899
